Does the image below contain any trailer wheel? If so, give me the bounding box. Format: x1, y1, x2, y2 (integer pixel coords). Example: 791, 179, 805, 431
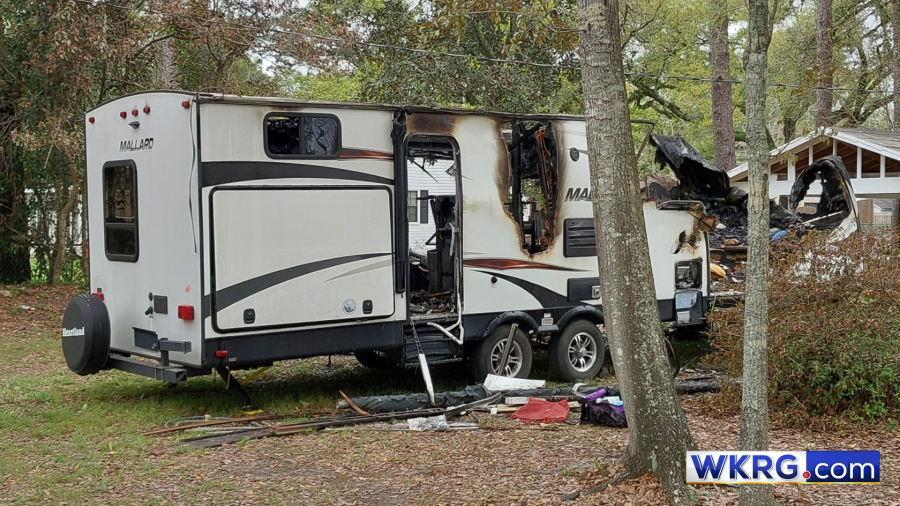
471, 324, 533, 381
549, 319, 606, 381
61, 294, 111, 375
354, 349, 395, 369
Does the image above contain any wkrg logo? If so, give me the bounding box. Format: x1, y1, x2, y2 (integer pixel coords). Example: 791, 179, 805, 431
686, 451, 880, 484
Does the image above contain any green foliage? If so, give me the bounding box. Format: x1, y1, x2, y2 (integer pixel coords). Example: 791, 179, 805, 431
709, 231, 900, 424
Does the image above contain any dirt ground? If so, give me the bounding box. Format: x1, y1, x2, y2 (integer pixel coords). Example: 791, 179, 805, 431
1, 285, 897, 506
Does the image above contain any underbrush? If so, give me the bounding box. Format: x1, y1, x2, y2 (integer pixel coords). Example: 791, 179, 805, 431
708, 230, 900, 424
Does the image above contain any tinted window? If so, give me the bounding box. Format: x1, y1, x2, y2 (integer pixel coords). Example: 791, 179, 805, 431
103, 162, 138, 261
265, 114, 340, 158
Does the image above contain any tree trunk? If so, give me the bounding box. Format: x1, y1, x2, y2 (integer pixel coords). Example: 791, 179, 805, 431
160, 0, 177, 88
709, 0, 736, 170
161, 40, 177, 88
892, 0, 900, 229
741, 0, 777, 505
578, 1, 695, 503
815, 0, 833, 128
51, 164, 81, 284
0, 12, 31, 284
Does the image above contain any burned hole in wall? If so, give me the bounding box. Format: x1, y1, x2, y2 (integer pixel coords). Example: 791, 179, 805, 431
504, 121, 559, 255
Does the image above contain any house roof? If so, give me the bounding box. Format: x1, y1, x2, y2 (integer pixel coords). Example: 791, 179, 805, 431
727, 127, 900, 179
872, 198, 894, 210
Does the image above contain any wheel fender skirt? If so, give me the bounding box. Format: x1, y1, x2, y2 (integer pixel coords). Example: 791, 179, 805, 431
557, 306, 604, 330
481, 311, 539, 339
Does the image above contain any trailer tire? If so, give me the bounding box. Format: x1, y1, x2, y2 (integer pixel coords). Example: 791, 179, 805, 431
61, 294, 110, 376
354, 349, 395, 369
549, 319, 606, 381
471, 324, 532, 381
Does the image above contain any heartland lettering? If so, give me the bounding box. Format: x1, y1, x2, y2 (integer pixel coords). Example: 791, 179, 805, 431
119, 138, 154, 152
62, 327, 86, 337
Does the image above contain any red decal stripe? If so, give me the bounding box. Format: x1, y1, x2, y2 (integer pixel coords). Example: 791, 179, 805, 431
340, 147, 394, 161
463, 258, 580, 272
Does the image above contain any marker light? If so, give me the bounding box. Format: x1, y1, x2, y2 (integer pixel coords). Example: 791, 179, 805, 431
120, 111, 127, 118
88, 117, 95, 123
182, 101, 190, 108
143, 106, 150, 114
177, 305, 195, 321
215, 350, 228, 358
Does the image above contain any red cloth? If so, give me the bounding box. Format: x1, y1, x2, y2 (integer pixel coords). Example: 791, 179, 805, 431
510, 398, 570, 424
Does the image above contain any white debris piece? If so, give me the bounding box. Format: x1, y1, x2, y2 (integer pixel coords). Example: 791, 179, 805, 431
483, 374, 546, 391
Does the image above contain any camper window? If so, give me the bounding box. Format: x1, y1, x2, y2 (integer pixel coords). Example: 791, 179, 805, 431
102, 162, 138, 261
407, 191, 418, 222
264, 113, 341, 158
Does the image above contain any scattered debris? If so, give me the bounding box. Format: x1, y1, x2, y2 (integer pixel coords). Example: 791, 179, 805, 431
510, 398, 571, 424
337, 382, 719, 414
579, 389, 628, 428
339, 390, 371, 416
648, 135, 860, 294
177, 392, 503, 448
143, 414, 282, 436
407, 414, 449, 431
483, 373, 546, 391
19, 305, 35, 311
324, 421, 480, 432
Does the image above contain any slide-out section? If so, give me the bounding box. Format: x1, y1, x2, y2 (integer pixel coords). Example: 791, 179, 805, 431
210, 186, 395, 331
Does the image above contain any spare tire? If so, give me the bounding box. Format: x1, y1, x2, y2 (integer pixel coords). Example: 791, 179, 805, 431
61, 294, 111, 375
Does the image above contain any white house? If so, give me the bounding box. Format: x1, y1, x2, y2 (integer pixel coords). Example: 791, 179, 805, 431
407, 158, 456, 254
728, 127, 900, 200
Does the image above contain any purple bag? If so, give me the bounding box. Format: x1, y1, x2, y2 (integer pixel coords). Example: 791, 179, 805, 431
580, 389, 628, 428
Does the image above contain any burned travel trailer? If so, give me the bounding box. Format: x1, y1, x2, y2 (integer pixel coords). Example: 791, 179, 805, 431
62, 92, 714, 406
648, 135, 859, 288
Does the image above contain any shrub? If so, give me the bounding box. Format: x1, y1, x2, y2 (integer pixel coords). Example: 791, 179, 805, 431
709, 230, 900, 422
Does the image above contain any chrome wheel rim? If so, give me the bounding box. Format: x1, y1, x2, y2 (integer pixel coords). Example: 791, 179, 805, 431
490, 339, 523, 377
567, 331, 598, 373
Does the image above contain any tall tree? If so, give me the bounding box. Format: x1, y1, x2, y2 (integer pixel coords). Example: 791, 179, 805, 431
892, 0, 900, 229
709, 0, 736, 170
0, 8, 30, 283
578, 0, 694, 503
742, 0, 778, 505
815, 0, 833, 128
160, 0, 177, 89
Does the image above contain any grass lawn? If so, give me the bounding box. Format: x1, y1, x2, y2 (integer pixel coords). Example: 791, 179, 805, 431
2, 285, 897, 506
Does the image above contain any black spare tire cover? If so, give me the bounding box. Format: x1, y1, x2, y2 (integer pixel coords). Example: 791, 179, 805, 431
61, 294, 110, 375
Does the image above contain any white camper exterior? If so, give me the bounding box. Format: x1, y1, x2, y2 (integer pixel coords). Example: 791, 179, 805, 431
64, 91, 710, 398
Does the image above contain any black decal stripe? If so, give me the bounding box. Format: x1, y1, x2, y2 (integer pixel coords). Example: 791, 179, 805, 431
475, 270, 572, 308
213, 253, 391, 312
200, 161, 393, 187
